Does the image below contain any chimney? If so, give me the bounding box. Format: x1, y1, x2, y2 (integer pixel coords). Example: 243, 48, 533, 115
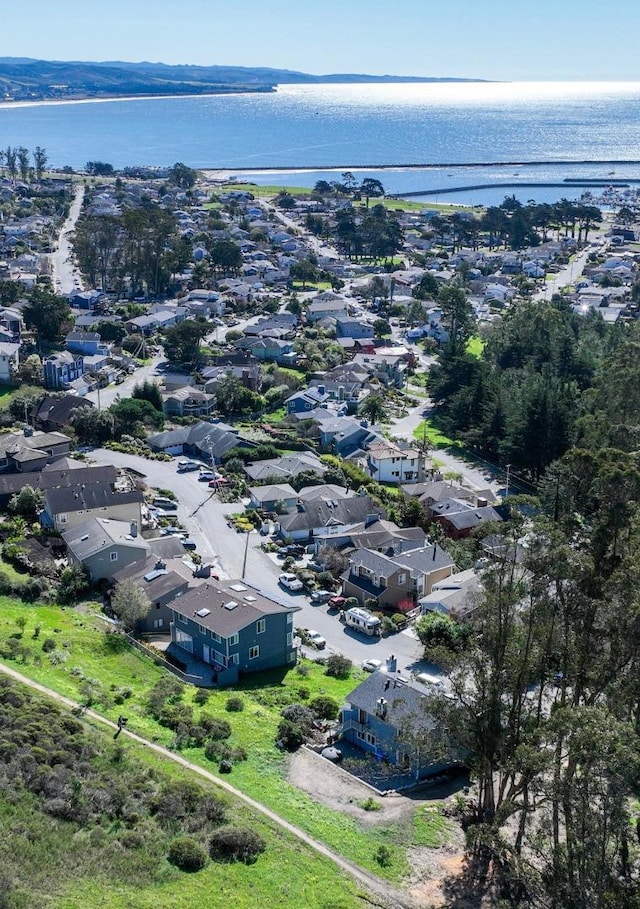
130, 521, 138, 538
338, 385, 345, 401
318, 384, 326, 396
375, 697, 387, 719
364, 513, 379, 529
386, 654, 397, 673
154, 559, 166, 570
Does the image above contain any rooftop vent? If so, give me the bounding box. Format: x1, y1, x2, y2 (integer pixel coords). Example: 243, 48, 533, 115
223, 601, 238, 611
196, 607, 211, 618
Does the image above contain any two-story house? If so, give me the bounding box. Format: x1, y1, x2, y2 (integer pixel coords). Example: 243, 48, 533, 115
340, 669, 454, 781
65, 331, 110, 357
43, 351, 84, 390
111, 556, 190, 634
63, 517, 150, 581
341, 543, 455, 612
0, 429, 71, 473
0, 342, 19, 381
366, 441, 427, 485
41, 482, 144, 532
167, 581, 301, 685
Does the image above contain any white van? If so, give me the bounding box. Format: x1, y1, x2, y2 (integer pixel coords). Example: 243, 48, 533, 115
344, 607, 381, 637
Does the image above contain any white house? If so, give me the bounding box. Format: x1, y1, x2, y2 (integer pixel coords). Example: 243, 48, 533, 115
0, 343, 20, 381
366, 441, 427, 484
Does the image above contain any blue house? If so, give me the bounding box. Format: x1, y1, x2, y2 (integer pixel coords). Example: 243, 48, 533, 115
340, 670, 454, 781
43, 351, 84, 390
285, 385, 331, 415
65, 331, 110, 357
167, 580, 301, 686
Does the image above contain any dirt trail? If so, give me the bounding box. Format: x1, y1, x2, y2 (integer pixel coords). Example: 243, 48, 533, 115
0, 661, 422, 909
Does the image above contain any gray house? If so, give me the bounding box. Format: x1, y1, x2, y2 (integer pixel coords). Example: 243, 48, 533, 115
340, 670, 454, 780
167, 581, 301, 685
111, 556, 190, 634
63, 517, 149, 581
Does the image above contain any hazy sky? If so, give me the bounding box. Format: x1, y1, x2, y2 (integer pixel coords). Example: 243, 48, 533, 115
3, 0, 640, 81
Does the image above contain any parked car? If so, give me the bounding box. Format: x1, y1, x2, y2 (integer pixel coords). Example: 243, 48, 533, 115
279, 573, 304, 592
310, 589, 333, 605
198, 470, 214, 481
361, 658, 383, 673
306, 630, 326, 650
208, 476, 229, 487
177, 460, 199, 472
182, 539, 197, 551
327, 595, 347, 610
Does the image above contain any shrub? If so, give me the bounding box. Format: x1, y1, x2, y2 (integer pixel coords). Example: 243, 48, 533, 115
280, 704, 315, 733
309, 696, 339, 721
167, 836, 208, 873
42, 638, 56, 653
276, 718, 304, 751
225, 696, 244, 713
209, 827, 266, 865
194, 688, 210, 706
200, 716, 231, 740
360, 797, 382, 812
325, 654, 352, 679
375, 845, 393, 867
146, 676, 185, 719
218, 759, 233, 774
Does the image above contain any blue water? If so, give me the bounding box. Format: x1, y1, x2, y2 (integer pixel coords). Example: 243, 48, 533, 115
2, 81, 640, 204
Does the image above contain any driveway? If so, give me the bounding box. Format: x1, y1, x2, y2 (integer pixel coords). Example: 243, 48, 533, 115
85, 354, 165, 409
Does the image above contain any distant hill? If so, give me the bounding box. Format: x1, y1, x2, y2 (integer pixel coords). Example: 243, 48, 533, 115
0, 57, 489, 102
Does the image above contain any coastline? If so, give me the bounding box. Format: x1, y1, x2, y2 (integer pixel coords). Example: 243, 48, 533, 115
0, 88, 275, 110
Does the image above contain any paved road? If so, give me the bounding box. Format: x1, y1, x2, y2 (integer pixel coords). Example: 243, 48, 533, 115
49, 183, 85, 295
0, 661, 409, 909
88, 450, 433, 676
85, 354, 165, 409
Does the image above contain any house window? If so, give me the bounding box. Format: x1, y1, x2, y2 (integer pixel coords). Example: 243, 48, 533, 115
358, 709, 367, 725
392, 470, 400, 478
256, 619, 266, 634
287, 613, 293, 625
398, 573, 406, 585
109, 551, 118, 562
379, 576, 387, 588
286, 632, 293, 646
229, 633, 239, 646
174, 628, 193, 653
357, 730, 365, 741
179, 614, 188, 625
365, 732, 376, 746
58, 513, 68, 524
153, 618, 164, 629
287, 651, 296, 663
210, 631, 222, 643
249, 645, 260, 660
229, 653, 240, 666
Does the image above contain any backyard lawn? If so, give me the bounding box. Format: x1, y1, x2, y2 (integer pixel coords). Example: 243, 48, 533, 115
412, 418, 458, 449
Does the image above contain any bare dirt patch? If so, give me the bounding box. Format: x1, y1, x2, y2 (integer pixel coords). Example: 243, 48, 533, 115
288, 747, 417, 826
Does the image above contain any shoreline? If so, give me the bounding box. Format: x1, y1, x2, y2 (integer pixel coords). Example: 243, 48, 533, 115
201, 159, 640, 176
0, 88, 274, 110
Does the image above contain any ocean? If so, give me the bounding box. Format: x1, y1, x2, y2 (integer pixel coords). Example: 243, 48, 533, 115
2, 81, 640, 205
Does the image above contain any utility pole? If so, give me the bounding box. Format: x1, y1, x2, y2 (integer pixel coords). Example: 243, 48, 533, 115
505, 463, 511, 499
241, 530, 251, 580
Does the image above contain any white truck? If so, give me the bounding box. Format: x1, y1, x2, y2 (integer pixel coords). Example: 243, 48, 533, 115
344, 607, 381, 637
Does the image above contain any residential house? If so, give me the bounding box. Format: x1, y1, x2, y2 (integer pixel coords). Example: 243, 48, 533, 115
341, 543, 455, 612
41, 483, 144, 532
32, 396, 95, 433
65, 331, 110, 357
366, 441, 427, 485
315, 415, 383, 458
339, 670, 453, 780
247, 484, 298, 512
351, 352, 407, 388
234, 336, 297, 366
314, 519, 427, 559
306, 294, 349, 324
148, 422, 250, 462
0, 429, 71, 473
418, 569, 481, 621
285, 385, 331, 415
168, 580, 301, 685
0, 463, 117, 509
431, 498, 504, 539
243, 452, 326, 483
111, 556, 190, 634
63, 517, 150, 581
278, 493, 386, 544
162, 388, 217, 418
43, 351, 84, 390
0, 342, 19, 381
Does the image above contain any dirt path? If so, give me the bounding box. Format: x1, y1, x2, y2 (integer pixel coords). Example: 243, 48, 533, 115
0, 661, 421, 909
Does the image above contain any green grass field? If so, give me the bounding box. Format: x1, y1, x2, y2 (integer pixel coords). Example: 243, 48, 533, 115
0, 598, 453, 884
412, 418, 458, 448
0, 675, 366, 909
465, 336, 485, 359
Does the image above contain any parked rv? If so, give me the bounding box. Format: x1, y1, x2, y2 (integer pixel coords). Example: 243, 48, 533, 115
344, 607, 381, 637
